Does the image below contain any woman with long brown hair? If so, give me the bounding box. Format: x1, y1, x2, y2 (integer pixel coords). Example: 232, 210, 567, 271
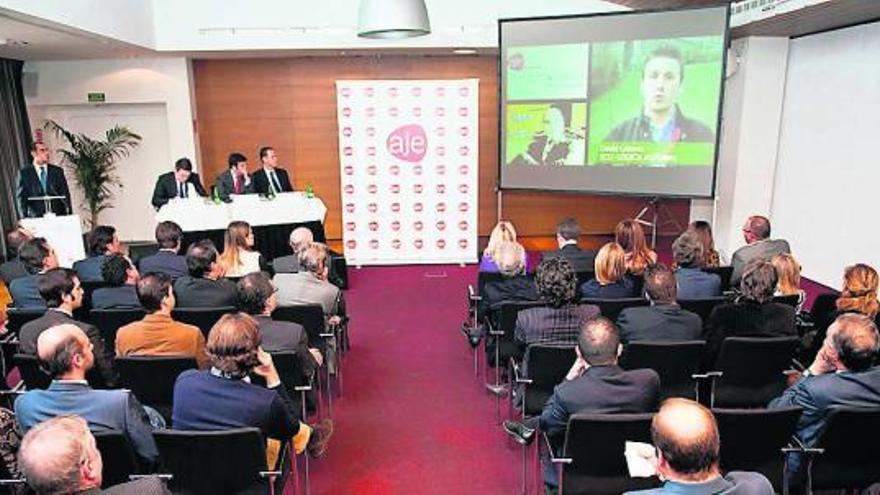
615, 219, 657, 276
218, 221, 263, 277
689, 220, 721, 268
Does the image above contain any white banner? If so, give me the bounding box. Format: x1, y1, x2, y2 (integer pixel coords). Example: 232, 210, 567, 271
336, 79, 479, 265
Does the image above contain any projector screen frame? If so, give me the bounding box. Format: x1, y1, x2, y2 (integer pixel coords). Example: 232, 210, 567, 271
496, 4, 731, 200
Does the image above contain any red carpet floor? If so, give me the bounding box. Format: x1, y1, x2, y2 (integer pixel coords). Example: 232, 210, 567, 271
310, 264, 519, 494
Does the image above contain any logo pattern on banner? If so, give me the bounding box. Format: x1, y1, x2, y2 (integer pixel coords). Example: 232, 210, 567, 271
336, 79, 479, 265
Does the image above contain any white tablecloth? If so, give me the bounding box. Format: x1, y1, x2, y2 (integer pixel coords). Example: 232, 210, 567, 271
20, 214, 86, 268
155, 192, 327, 231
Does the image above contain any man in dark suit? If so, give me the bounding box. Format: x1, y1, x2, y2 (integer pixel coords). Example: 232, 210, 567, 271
0, 227, 32, 285
151, 157, 207, 210
16, 141, 72, 218
214, 152, 255, 202
730, 215, 791, 287
18, 416, 170, 495
19, 268, 117, 387
252, 146, 293, 195
672, 230, 721, 299
92, 254, 141, 309
504, 317, 660, 489
138, 221, 188, 279
73, 225, 123, 283
617, 263, 702, 344
541, 217, 597, 274
8, 237, 59, 309
173, 239, 237, 308
273, 227, 347, 289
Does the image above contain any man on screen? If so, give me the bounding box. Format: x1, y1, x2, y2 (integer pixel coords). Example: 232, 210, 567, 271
605, 46, 714, 144
510, 103, 583, 166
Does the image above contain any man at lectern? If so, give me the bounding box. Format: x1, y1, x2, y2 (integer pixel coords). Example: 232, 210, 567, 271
16, 142, 71, 218
252, 146, 293, 195
151, 157, 208, 210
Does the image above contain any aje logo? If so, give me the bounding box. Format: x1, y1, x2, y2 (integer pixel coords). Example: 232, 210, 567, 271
387, 124, 427, 162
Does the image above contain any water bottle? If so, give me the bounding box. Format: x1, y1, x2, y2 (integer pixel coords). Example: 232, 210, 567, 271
305, 183, 315, 199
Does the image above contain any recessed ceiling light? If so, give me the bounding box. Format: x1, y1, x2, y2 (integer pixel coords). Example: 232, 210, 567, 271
453, 48, 477, 55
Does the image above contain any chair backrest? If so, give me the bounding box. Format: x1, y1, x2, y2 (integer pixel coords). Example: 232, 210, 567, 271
582, 297, 649, 321
80, 280, 109, 311
619, 341, 706, 400
250, 351, 312, 420
677, 297, 729, 323
90, 308, 147, 354
773, 294, 801, 308
575, 271, 595, 289
171, 306, 237, 338
522, 345, 577, 417
561, 413, 660, 495
703, 266, 733, 292
5, 308, 45, 335
811, 406, 880, 490
476, 271, 505, 296
272, 305, 326, 352
93, 430, 138, 488
154, 427, 269, 495
712, 336, 799, 407
115, 356, 198, 421
810, 292, 839, 323
714, 407, 802, 491
13, 353, 50, 390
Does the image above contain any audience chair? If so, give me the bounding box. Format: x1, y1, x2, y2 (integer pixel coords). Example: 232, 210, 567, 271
0, 308, 42, 379
115, 356, 198, 423
809, 293, 838, 324
13, 353, 50, 390
94, 430, 139, 488
677, 297, 728, 325
702, 266, 733, 292
581, 297, 649, 321
575, 271, 595, 289
464, 283, 482, 376
799, 406, 880, 493
80, 280, 109, 313
545, 412, 661, 495
619, 340, 707, 400
773, 294, 801, 308
171, 306, 237, 339
713, 407, 802, 492
250, 351, 316, 421
90, 308, 146, 358
695, 336, 799, 408
154, 427, 283, 495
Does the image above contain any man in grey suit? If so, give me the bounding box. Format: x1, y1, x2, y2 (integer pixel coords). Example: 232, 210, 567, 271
15, 324, 159, 467
19, 415, 170, 495
540, 217, 597, 274
271, 227, 313, 274
214, 152, 255, 202
730, 216, 790, 287
617, 263, 702, 344
274, 242, 345, 320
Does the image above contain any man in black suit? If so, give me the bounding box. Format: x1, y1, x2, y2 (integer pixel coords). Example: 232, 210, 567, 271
92, 254, 141, 309
541, 217, 597, 274
617, 263, 702, 344
138, 221, 188, 279
504, 316, 660, 489
252, 146, 293, 195
0, 227, 33, 285
151, 157, 207, 209
214, 152, 255, 202
172, 240, 237, 308
8, 237, 60, 309
16, 141, 72, 218
72, 225, 123, 283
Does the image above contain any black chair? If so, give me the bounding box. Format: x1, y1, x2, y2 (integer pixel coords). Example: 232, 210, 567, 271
476, 271, 505, 299
5, 308, 45, 334
809, 292, 838, 323
677, 297, 728, 324
171, 307, 237, 338
115, 356, 198, 423
619, 341, 706, 400
575, 271, 595, 289
703, 266, 733, 292
805, 406, 880, 492
548, 412, 661, 495
773, 294, 801, 308
582, 297, 649, 321
14, 353, 50, 390
698, 336, 799, 408
714, 407, 802, 492
94, 430, 139, 488
90, 308, 146, 356
80, 280, 109, 312
250, 351, 315, 421
154, 427, 282, 495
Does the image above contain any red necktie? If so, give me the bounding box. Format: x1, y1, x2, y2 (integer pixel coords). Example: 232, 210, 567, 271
234, 174, 242, 194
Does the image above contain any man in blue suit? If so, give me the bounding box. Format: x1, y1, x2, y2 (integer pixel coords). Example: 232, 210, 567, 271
138, 221, 188, 279
15, 324, 159, 467
92, 254, 142, 309
617, 263, 702, 344
73, 225, 123, 283
16, 141, 72, 218
8, 236, 59, 309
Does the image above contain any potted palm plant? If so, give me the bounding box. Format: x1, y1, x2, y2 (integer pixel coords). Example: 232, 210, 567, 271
43, 120, 142, 227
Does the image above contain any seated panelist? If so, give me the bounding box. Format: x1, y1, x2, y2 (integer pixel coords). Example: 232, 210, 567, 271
151, 157, 207, 210
252, 146, 293, 195
215, 152, 255, 202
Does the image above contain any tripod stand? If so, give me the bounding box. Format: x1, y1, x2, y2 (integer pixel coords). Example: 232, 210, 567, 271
632, 196, 684, 249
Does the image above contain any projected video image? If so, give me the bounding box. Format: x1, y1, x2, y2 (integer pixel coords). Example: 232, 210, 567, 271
506, 44, 589, 101
506, 102, 587, 167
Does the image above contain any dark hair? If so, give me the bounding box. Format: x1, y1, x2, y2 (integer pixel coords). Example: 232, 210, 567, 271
746, 216, 771, 240
6, 228, 30, 259
645, 263, 677, 303
136, 272, 172, 313
40, 333, 84, 378
174, 157, 193, 172
259, 146, 273, 161
739, 259, 778, 304
672, 231, 703, 269
186, 239, 218, 277
237, 272, 274, 315
19, 237, 52, 274
207, 313, 261, 377
155, 221, 183, 250
577, 316, 619, 366
87, 226, 116, 256
101, 254, 131, 287
643, 46, 684, 82
536, 256, 578, 308
556, 217, 581, 242
30, 141, 46, 152
832, 313, 880, 372
653, 399, 720, 476
37, 268, 78, 308
228, 152, 247, 169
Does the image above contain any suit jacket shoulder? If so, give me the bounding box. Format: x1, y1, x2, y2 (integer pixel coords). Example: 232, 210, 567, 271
99, 476, 171, 495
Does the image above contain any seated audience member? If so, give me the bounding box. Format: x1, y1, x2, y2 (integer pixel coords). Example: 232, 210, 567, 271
137, 221, 188, 279
625, 399, 774, 494
615, 219, 657, 277
771, 253, 805, 309
15, 324, 158, 466
19, 269, 116, 387
151, 157, 207, 210
730, 215, 790, 287
91, 254, 141, 309
73, 225, 123, 283
9, 236, 59, 309
672, 230, 721, 299
0, 227, 32, 285
173, 240, 237, 308
218, 221, 263, 277
769, 313, 880, 474
18, 415, 170, 495
703, 259, 797, 361
237, 272, 321, 373
580, 242, 638, 299
480, 221, 528, 273
272, 227, 314, 274
504, 317, 660, 490
215, 152, 254, 201
478, 241, 538, 321
690, 220, 721, 268
274, 242, 345, 320
515, 257, 600, 352
541, 217, 596, 273
172, 313, 333, 457
116, 272, 208, 369
617, 264, 702, 344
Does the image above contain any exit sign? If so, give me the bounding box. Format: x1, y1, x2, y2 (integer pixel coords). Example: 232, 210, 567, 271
88, 92, 106, 103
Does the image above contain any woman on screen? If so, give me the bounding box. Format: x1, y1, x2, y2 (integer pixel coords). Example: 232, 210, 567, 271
218, 221, 263, 277
509, 103, 584, 167
480, 221, 528, 273
579, 242, 637, 299
615, 219, 657, 277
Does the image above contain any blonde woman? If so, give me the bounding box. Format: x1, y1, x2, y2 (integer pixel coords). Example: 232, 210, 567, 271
218, 221, 263, 277
480, 221, 528, 273
808, 263, 880, 361
615, 219, 657, 276
579, 242, 637, 299
771, 253, 805, 310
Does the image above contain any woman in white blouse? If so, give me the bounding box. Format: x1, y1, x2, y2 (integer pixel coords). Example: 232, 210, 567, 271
218, 221, 263, 277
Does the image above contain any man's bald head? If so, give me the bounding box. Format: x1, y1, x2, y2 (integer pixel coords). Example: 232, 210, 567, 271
653, 398, 720, 480
19, 415, 102, 494
37, 324, 90, 379
289, 227, 314, 254
496, 241, 525, 277
829, 313, 879, 372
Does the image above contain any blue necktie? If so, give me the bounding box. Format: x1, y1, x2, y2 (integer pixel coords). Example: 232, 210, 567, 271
179, 182, 186, 198
39, 167, 47, 194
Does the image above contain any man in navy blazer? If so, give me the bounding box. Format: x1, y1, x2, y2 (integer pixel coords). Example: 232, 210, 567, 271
617, 264, 702, 344
16, 141, 71, 218
92, 254, 141, 309
138, 221, 188, 279
15, 324, 159, 467
172, 240, 237, 308
151, 157, 207, 209
540, 217, 597, 274
672, 231, 721, 299
8, 236, 59, 309
252, 146, 293, 195
73, 225, 123, 283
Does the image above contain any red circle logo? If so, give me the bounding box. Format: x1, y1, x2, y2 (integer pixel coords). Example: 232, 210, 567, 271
414, 221, 424, 231
458, 146, 469, 156
388, 107, 399, 117
341, 87, 352, 97
412, 107, 422, 117
369, 239, 379, 249
367, 147, 376, 156
389, 164, 400, 175
345, 222, 356, 231
458, 239, 469, 249
459, 126, 469, 137
436, 220, 446, 231
392, 239, 401, 249
390, 184, 401, 194
458, 220, 468, 231
343, 147, 353, 156
435, 127, 446, 137
346, 239, 357, 249
413, 202, 423, 213
365, 107, 375, 118
368, 221, 379, 231
345, 203, 355, 213
436, 202, 447, 213
344, 185, 354, 195
458, 107, 468, 117
342, 107, 352, 117
436, 239, 446, 249
342, 127, 352, 137
413, 184, 423, 194
411, 87, 422, 97
458, 87, 469, 97
364, 87, 374, 97
459, 164, 469, 175
344, 165, 353, 176
367, 184, 378, 194
388, 87, 398, 98
436, 184, 446, 194
413, 165, 423, 175
391, 221, 401, 231
436, 164, 446, 175
436, 146, 446, 157
367, 165, 377, 175
390, 202, 401, 213
414, 239, 423, 249
435, 87, 446, 98
458, 184, 468, 194
458, 202, 469, 212
366, 127, 376, 138
435, 107, 445, 117
368, 203, 378, 213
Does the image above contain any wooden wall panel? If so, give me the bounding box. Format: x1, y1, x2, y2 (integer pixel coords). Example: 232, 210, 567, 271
192, 56, 689, 246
